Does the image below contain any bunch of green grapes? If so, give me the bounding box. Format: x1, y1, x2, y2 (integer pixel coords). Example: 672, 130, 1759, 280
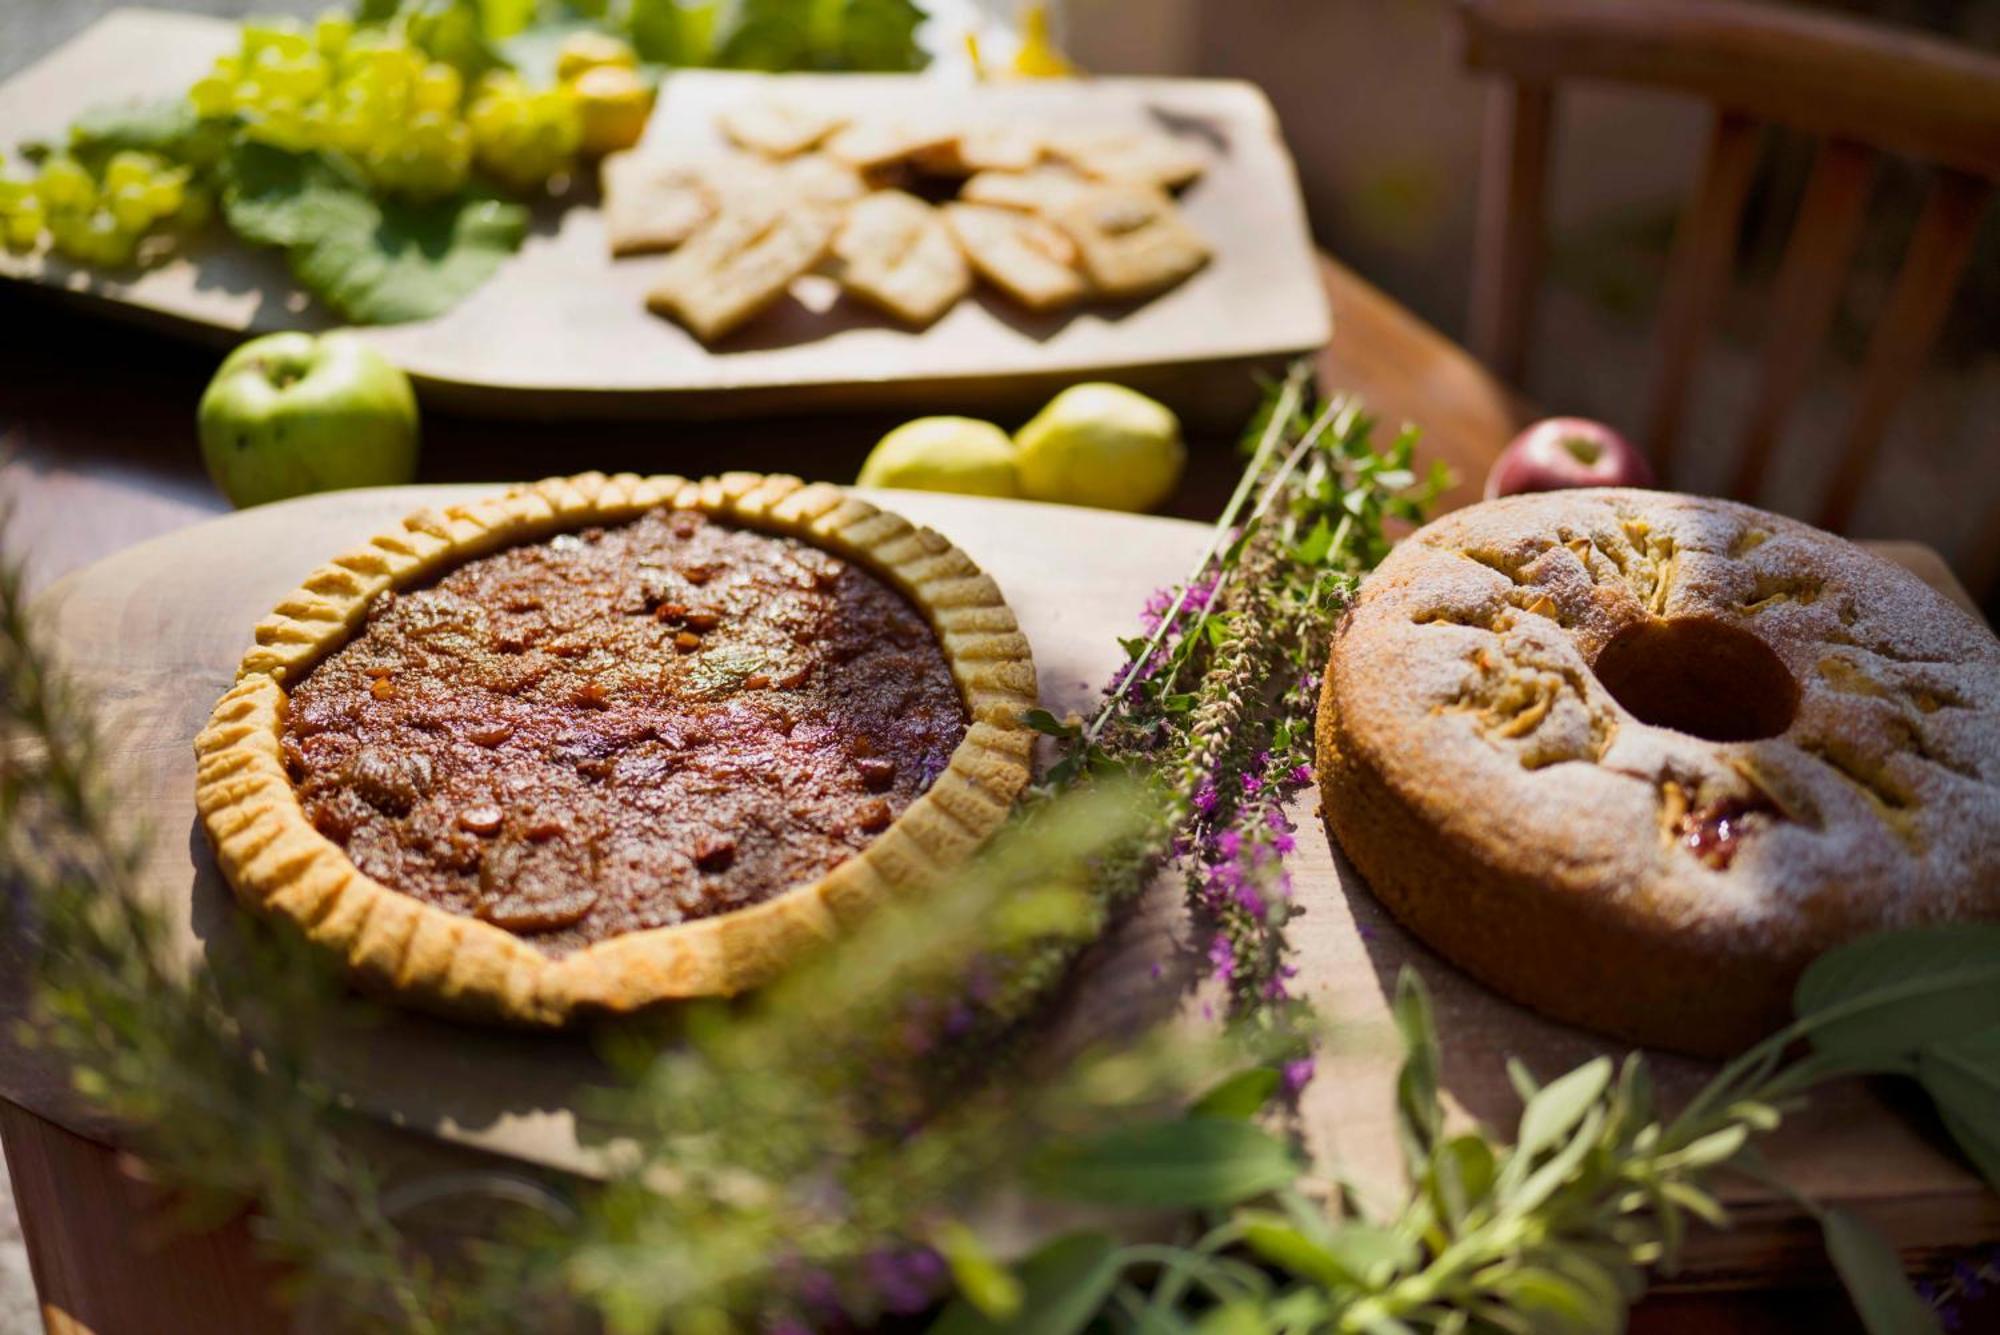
1, 151, 199, 266
187, 13, 475, 201
466, 73, 583, 195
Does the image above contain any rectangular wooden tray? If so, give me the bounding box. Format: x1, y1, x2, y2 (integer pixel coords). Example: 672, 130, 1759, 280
0, 9, 1330, 422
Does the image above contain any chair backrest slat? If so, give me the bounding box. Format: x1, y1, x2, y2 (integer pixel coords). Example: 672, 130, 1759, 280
1730, 139, 1876, 503
1456, 0, 2000, 597
1457, 0, 2000, 177
1818, 172, 1992, 532
1643, 110, 1761, 481
1469, 80, 1554, 385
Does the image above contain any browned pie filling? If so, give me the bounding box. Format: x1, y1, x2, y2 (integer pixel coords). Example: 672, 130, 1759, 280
281, 509, 968, 954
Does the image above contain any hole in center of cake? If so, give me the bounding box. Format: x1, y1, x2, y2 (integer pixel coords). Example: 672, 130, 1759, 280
1593, 616, 1798, 742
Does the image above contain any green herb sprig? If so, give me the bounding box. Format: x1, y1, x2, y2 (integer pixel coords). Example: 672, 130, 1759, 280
929, 936, 2000, 1334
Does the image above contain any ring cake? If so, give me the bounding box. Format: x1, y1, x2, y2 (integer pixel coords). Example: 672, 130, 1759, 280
1316, 489, 2000, 1056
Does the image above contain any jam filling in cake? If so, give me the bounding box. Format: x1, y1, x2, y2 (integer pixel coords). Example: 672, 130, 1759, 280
281, 508, 968, 954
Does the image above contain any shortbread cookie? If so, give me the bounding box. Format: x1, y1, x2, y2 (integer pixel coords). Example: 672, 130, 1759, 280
831, 190, 970, 326
602, 153, 724, 256
718, 99, 846, 158
913, 123, 1046, 177
960, 165, 1094, 215
781, 153, 868, 206
1048, 183, 1210, 299
1048, 126, 1206, 190
646, 198, 838, 341
825, 120, 958, 174
943, 202, 1085, 313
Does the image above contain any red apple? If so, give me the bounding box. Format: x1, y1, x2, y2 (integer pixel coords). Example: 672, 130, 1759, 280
1484, 417, 1655, 500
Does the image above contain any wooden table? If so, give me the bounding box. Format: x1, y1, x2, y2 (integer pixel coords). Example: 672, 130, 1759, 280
3, 254, 1960, 1334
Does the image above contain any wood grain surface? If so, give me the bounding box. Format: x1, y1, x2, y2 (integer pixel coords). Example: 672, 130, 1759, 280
0, 10, 1328, 425
5, 483, 1994, 1332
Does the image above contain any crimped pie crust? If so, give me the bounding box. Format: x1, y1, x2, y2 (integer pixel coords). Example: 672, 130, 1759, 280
1317, 489, 2000, 1057
194, 472, 1037, 1027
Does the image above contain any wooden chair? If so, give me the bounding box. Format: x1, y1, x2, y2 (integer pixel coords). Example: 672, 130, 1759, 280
1454, 0, 1999, 556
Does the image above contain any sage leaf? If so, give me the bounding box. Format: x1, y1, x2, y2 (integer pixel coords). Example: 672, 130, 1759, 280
1916, 1027, 2000, 1190
1514, 1057, 1611, 1165
1322, 1223, 1414, 1287
1660, 1123, 1749, 1172
1539, 1245, 1634, 1320
1020, 708, 1078, 739
1294, 517, 1335, 565
1820, 1209, 1941, 1335
1487, 1265, 1612, 1335
1032, 1118, 1300, 1208
927, 1232, 1118, 1335
1191, 1067, 1280, 1120
1795, 925, 2000, 1069
1502, 1105, 1605, 1218
1659, 1179, 1730, 1229
1239, 1213, 1351, 1288
1192, 1305, 1268, 1335
1392, 969, 1443, 1171
935, 1221, 1022, 1320
1505, 1057, 1540, 1105
1426, 1134, 1497, 1228
1239, 1211, 1409, 1290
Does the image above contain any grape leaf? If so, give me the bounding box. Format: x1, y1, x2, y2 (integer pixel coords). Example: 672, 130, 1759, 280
1512, 1057, 1611, 1168
628, 0, 720, 65
715, 0, 816, 70
25, 98, 228, 170
221, 143, 528, 325
837, 0, 927, 71
711, 0, 925, 70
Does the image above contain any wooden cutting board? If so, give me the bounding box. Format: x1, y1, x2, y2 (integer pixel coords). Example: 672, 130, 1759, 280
3, 484, 1993, 1292
0, 10, 1328, 424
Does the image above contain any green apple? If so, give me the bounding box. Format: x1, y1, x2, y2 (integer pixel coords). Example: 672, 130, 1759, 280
856, 416, 1020, 497
198, 331, 420, 508
1014, 383, 1184, 512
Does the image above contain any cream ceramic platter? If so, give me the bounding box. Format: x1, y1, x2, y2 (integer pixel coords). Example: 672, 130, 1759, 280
0, 9, 1329, 421
1, 483, 1993, 1287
